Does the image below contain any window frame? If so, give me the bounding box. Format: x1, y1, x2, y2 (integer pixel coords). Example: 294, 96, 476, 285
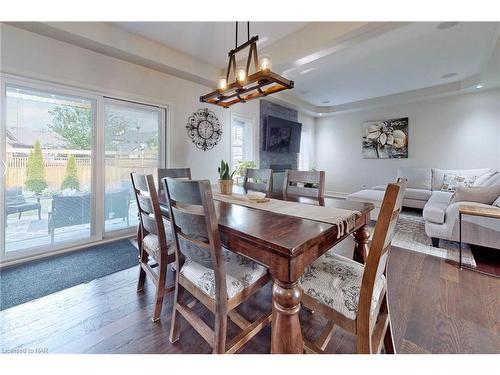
229, 112, 255, 174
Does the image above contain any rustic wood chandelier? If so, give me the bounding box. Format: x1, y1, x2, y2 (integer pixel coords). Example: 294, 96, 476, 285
200, 22, 294, 108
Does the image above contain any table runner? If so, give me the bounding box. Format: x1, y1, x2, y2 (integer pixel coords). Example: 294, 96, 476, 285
212, 192, 360, 238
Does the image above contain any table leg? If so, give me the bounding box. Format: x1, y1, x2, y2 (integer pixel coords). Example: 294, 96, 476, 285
271, 279, 303, 354
459, 212, 462, 269
353, 224, 370, 264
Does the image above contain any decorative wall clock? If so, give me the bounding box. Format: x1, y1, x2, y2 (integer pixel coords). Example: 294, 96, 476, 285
186, 108, 223, 151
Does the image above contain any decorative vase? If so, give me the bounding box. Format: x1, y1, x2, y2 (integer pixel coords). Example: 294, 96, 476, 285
219, 179, 233, 195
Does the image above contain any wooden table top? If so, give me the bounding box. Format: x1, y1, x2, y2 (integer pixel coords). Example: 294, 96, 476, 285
159, 186, 373, 258
459, 204, 500, 219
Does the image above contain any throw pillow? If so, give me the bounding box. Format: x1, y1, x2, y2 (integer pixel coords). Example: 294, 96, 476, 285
493, 196, 500, 208
450, 186, 500, 205
473, 172, 497, 187
441, 173, 477, 192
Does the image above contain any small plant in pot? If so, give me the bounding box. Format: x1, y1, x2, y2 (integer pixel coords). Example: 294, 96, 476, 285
218, 160, 235, 195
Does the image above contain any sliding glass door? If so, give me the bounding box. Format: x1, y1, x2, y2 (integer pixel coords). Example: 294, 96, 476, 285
2, 84, 95, 253
103, 99, 164, 233
1, 76, 168, 263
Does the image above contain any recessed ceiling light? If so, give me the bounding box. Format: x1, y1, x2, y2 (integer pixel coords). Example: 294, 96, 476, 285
437, 22, 460, 30
256, 36, 269, 46
300, 89, 311, 95
299, 68, 316, 75
321, 100, 330, 104
476, 84, 484, 89
441, 72, 458, 79
318, 113, 323, 116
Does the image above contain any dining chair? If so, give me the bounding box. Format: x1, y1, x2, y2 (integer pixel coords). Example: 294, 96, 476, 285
299, 178, 407, 354
282, 170, 326, 204
157, 168, 192, 196
243, 168, 273, 197
163, 177, 272, 354
131, 172, 175, 322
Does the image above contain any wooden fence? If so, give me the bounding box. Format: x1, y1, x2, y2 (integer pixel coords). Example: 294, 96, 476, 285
6, 149, 157, 190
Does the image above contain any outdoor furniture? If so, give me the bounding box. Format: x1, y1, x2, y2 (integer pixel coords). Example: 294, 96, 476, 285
48, 194, 91, 241
48, 190, 130, 241
105, 189, 131, 225
6, 187, 42, 221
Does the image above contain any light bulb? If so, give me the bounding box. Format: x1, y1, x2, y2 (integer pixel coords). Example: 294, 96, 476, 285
236, 67, 246, 83
260, 54, 272, 71
218, 77, 227, 90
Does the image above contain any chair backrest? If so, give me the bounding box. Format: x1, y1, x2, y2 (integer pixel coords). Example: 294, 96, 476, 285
131, 173, 168, 259
158, 168, 192, 197
282, 170, 325, 200
243, 168, 273, 196
5, 187, 25, 205
104, 189, 130, 218
49, 194, 91, 229
358, 178, 407, 320
163, 178, 227, 298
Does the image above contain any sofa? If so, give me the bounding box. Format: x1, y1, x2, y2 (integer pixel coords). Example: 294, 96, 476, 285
346, 167, 500, 250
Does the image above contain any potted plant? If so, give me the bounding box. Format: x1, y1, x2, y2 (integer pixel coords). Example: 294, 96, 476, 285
218, 160, 235, 195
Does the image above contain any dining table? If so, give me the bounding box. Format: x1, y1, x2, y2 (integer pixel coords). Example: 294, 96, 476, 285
159, 185, 374, 354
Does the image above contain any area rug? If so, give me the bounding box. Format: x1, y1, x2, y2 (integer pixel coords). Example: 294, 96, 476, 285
369, 210, 476, 267
0, 239, 138, 310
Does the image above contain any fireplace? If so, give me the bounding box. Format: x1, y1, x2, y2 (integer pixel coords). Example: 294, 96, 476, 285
270, 163, 292, 193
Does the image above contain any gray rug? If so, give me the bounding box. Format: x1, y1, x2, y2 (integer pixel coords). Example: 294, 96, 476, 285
370, 210, 476, 267
0, 239, 139, 310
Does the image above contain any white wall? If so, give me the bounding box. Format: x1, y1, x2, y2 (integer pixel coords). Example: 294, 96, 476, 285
315, 89, 500, 194
1, 24, 315, 182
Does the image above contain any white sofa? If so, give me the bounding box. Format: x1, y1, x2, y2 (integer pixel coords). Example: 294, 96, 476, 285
346, 167, 500, 250
347, 167, 492, 218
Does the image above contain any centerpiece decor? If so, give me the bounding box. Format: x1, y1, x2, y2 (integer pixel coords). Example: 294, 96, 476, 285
218, 160, 235, 195
200, 22, 294, 108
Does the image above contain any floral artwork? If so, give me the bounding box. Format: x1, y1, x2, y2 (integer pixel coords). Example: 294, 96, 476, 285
362, 117, 408, 159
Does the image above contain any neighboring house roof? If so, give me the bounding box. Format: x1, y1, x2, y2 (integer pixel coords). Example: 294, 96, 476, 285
7, 127, 68, 149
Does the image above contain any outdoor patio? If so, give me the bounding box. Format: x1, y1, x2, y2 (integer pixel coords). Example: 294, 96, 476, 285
5, 195, 139, 252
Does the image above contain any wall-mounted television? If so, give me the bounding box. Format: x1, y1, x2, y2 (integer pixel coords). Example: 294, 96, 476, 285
265, 116, 302, 154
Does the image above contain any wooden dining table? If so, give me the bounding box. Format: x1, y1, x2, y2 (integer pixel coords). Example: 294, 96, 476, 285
159, 186, 373, 354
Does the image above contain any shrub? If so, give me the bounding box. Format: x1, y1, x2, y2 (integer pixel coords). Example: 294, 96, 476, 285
61, 155, 80, 190
25, 141, 48, 194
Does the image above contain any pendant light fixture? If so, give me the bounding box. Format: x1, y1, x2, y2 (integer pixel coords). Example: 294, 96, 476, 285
200, 22, 294, 108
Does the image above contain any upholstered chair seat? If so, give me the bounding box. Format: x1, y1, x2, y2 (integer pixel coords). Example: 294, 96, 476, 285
180, 248, 267, 299
142, 230, 175, 261
300, 253, 386, 320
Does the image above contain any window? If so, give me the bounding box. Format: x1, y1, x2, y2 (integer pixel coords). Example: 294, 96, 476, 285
230, 114, 253, 174
0, 76, 168, 263
104, 99, 164, 232
3, 85, 95, 253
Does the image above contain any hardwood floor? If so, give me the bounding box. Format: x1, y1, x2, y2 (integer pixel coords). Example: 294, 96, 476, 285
1, 247, 498, 354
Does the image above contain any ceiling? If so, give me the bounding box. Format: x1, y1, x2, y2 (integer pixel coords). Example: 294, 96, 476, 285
113, 22, 308, 67
280, 22, 499, 106
112, 22, 499, 109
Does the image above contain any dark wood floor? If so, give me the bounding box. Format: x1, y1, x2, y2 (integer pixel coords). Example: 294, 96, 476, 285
1, 246, 499, 354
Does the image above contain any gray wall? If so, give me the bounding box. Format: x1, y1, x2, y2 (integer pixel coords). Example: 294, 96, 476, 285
259, 100, 299, 170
